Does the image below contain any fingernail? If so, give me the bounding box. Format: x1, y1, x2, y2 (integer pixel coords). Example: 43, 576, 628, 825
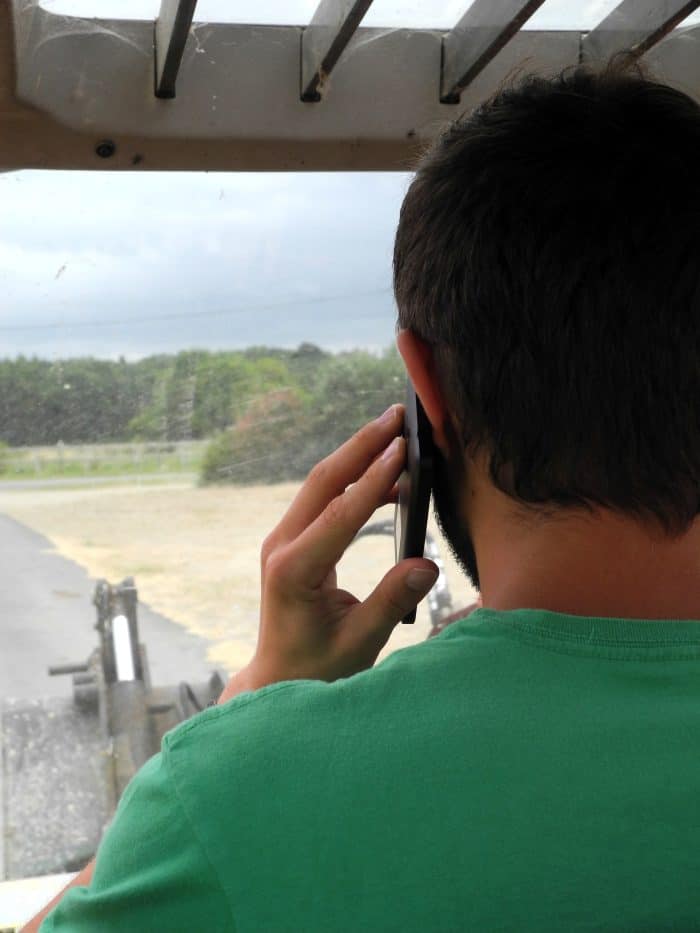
377, 405, 397, 425
381, 436, 401, 461
406, 568, 439, 592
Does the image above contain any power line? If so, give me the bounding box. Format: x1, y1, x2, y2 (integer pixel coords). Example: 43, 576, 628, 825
0, 287, 392, 333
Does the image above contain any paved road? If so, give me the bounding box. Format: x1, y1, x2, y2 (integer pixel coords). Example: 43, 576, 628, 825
0, 513, 217, 700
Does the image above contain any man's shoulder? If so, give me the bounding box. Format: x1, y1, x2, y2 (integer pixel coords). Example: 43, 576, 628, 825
164, 627, 464, 759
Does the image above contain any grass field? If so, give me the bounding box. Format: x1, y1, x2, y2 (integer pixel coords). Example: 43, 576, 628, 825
0, 480, 478, 674
0, 441, 207, 480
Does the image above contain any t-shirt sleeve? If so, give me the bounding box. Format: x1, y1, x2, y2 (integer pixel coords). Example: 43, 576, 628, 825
39, 748, 233, 932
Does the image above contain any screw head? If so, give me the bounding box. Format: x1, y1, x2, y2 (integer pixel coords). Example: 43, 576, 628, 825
95, 140, 116, 159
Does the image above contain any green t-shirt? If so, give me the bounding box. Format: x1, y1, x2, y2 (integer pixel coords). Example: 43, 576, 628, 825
41, 608, 700, 932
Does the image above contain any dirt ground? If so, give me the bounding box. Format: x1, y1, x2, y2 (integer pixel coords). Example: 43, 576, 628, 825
0, 481, 477, 674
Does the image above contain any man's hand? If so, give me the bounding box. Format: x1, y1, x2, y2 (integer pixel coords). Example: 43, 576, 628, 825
219, 405, 438, 703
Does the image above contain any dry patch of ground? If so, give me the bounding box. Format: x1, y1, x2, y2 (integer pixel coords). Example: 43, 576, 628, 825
0, 481, 477, 674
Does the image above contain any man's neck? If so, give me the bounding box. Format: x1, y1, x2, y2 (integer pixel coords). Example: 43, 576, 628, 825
473, 492, 700, 621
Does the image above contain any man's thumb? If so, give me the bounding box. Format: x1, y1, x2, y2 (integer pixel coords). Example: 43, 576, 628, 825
360, 560, 439, 635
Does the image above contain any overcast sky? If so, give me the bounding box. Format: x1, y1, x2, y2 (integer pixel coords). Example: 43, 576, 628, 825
3, 0, 699, 360
0, 170, 406, 358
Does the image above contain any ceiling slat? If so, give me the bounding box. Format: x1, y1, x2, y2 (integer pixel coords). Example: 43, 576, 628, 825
582, 0, 700, 61
441, 0, 547, 103
155, 0, 198, 99
301, 0, 374, 101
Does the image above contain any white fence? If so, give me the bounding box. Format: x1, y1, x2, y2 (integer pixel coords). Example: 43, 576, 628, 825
3, 440, 208, 476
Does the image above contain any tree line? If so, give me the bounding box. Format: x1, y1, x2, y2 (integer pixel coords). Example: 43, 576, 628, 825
0, 346, 406, 483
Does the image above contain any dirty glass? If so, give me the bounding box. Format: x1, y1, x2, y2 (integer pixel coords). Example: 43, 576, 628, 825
39, 0, 700, 29
9, 0, 700, 919
41, 0, 700, 30
0, 167, 478, 893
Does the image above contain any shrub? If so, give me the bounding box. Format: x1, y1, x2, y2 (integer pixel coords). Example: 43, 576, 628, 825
200, 388, 314, 484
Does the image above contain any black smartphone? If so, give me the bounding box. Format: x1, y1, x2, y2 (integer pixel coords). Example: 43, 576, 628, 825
394, 379, 434, 624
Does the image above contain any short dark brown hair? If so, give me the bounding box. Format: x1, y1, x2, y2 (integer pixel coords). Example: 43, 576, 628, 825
394, 62, 700, 533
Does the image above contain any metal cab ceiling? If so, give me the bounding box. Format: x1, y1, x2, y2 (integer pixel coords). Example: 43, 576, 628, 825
2, 0, 700, 172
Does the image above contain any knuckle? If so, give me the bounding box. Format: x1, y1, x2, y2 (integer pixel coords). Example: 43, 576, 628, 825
262, 545, 292, 585
369, 447, 395, 485
380, 582, 408, 619
358, 419, 375, 440
308, 458, 330, 487
360, 418, 384, 448
323, 495, 345, 528
370, 450, 387, 477
260, 533, 278, 569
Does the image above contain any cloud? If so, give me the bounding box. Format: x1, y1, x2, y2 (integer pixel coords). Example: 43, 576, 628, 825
0, 170, 406, 358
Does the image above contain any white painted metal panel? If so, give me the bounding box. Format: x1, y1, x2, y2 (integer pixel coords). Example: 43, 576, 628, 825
583, 0, 700, 61
441, 0, 547, 102
12, 7, 577, 141
155, 0, 199, 98
301, 0, 374, 100
0, 872, 77, 930
3, 0, 700, 171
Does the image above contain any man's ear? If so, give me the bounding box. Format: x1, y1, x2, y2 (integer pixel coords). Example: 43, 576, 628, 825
396, 329, 451, 453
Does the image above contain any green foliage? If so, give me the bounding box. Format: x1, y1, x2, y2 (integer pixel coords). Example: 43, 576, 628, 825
0, 441, 8, 474
309, 347, 405, 455
0, 345, 407, 488
192, 355, 251, 438
127, 370, 169, 440
200, 388, 313, 484
127, 352, 297, 443
0, 355, 167, 446
200, 346, 406, 485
